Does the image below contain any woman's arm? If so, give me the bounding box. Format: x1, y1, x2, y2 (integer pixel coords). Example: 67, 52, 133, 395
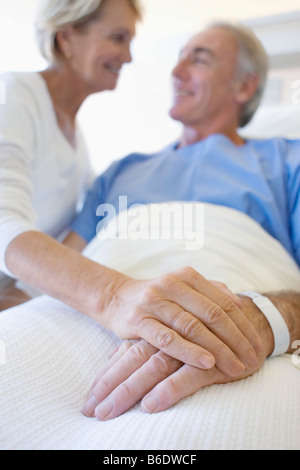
5, 231, 126, 320
0, 232, 90, 311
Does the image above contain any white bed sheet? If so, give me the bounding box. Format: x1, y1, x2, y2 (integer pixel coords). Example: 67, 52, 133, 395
1, 203, 300, 450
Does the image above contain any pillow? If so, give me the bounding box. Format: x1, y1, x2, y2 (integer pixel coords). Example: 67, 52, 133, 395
240, 104, 300, 140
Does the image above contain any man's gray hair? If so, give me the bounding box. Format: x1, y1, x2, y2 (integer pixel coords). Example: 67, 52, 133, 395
34, 0, 143, 65
209, 21, 269, 127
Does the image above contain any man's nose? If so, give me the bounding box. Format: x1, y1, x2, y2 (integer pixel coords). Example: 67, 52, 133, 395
171, 59, 189, 80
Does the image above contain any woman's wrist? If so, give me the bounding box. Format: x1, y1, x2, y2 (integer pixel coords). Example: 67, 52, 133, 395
89, 264, 132, 328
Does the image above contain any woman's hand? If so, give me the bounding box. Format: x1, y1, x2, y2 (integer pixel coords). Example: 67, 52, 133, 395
102, 267, 263, 375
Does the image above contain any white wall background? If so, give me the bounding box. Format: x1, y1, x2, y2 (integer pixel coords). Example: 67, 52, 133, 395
1, 0, 300, 173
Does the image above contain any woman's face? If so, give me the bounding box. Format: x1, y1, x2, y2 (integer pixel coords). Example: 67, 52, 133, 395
61, 0, 137, 93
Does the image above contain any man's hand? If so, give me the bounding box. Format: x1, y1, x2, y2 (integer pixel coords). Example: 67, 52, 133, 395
103, 268, 263, 375
82, 295, 272, 420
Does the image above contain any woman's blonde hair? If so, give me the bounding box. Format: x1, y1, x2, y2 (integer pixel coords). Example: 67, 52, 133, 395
209, 21, 269, 127
35, 0, 143, 64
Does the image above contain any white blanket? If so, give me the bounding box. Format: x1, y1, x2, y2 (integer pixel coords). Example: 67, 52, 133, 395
1, 203, 300, 450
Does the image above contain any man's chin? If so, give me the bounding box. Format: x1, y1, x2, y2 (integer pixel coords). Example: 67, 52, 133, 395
168, 107, 182, 122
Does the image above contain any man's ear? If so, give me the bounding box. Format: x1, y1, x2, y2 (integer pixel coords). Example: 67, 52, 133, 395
234, 73, 260, 105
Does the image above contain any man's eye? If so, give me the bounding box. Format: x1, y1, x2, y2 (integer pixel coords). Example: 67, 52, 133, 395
193, 57, 207, 64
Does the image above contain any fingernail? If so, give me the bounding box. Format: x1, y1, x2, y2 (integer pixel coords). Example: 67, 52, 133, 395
142, 395, 159, 413
82, 395, 97, 417
95, 399, 113, 420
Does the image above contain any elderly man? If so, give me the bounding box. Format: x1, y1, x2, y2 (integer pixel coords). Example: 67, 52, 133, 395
70, 22, 300, 420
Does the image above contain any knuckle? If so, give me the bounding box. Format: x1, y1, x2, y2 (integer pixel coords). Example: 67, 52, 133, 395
217, 281, 227, 288
210, 280, 227, 291
182, 317, 203, 339
118, 380, 135, 400
140, 285, 159, 304
127, 340, 154, 362
156, 329, 177, 350
205, 304, 224, 325
156, 273, 177, 291
162, 376, 181, 399
171, 308, 186, 330
175, 266, 198, 280
147, 352, 175, 374
220, 296, 236, 313
118, 340, 136, 354
96, 375, 114, 396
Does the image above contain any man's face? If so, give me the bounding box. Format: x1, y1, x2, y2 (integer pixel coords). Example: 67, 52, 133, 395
169, 27, 241, 127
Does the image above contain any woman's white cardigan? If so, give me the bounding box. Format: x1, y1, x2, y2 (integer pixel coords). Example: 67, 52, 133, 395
0, 72, 92, 277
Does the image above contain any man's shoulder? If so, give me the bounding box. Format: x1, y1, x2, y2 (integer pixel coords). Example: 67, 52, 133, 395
248, 137, 300, 171
247, 136, 300, 152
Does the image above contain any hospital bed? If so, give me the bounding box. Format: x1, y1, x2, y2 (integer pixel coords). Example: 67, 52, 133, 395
1, 13, 300, 451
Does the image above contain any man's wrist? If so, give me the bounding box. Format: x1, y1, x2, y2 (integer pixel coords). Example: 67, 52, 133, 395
240, 291, 291, 357
239, 291, 300, 357
239, 295, 274, 357
262, 291, 299, 355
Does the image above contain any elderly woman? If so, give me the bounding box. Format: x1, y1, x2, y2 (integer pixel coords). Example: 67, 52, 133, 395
0, 0, 141, 305
0, 2, 262, 376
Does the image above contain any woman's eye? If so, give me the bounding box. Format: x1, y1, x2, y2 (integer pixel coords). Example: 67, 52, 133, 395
113, 34, 125, 43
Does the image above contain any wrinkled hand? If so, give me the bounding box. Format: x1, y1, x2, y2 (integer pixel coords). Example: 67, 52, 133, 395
104, 268, 263, 375
82, 295, 272, 420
